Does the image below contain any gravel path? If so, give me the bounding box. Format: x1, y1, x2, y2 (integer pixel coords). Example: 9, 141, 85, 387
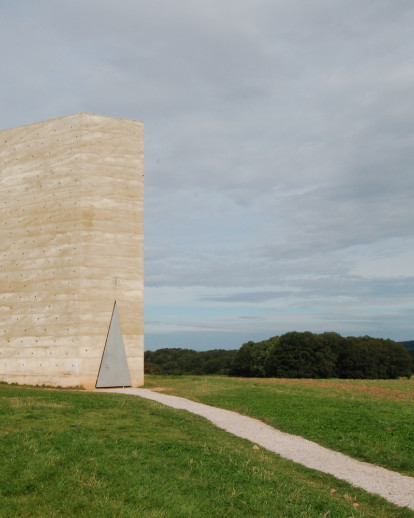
98, 387, 414, 511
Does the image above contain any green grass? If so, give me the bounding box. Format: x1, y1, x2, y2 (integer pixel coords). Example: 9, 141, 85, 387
144, 376, 414, 476
1, 383, 413, 517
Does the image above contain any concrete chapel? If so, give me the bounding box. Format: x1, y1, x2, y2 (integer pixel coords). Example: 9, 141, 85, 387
0, 113, 144, 388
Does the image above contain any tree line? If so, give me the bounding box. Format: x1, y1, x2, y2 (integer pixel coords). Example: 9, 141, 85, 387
145, 332, 413, 379
400, 340, 414, 369
230, 332, 412, 379
145, 348, 235, 375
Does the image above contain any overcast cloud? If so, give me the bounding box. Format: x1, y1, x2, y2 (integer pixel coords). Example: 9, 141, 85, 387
1, 0, 414, 349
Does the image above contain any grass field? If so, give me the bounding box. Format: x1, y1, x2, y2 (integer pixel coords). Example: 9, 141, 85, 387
0, 379, 413, 517
144, 376, 414, 477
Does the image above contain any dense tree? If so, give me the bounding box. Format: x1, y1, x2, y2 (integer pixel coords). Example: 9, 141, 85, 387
229, 341, 255, 377
231, 332, 412, 380
399, 341, 414, 375
145, 348, 236, 375
386, 340, 412, 378
230, 338, 276, 377
144, 334, 412, 379
264, 331, 337, 378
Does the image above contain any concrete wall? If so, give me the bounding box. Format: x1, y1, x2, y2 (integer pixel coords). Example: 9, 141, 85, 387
0, 113, 144, 388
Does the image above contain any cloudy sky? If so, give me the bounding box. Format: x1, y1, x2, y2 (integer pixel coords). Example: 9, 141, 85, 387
1, 1, 414, 349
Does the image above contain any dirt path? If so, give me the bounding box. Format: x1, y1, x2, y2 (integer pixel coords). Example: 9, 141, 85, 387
97, 387, 414, 511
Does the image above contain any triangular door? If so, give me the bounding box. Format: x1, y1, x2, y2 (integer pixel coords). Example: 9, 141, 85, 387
96, 302, 132, 388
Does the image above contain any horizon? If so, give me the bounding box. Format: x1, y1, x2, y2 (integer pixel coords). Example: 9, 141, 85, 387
145, 331, 414, 352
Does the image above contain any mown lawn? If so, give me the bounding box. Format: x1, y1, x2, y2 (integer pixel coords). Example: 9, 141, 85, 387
1, 382, 413, 517
144, 376, 414, 476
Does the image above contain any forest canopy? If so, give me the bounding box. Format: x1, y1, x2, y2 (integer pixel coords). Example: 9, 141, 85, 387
144, 348, 235, 376
145, 332, 412, 379
230, 332, 412, 379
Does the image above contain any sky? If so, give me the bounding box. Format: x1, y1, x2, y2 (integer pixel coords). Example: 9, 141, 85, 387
1, 0, 414, 350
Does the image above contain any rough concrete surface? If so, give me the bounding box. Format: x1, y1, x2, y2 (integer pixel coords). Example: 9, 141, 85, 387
98, 387, 414, 511
0, 113, 144, 388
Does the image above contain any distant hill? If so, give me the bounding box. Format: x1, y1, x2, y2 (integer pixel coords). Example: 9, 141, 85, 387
399, 340, 414, 351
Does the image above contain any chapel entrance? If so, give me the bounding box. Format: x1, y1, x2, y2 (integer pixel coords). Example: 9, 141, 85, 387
96, 302, 132, 388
